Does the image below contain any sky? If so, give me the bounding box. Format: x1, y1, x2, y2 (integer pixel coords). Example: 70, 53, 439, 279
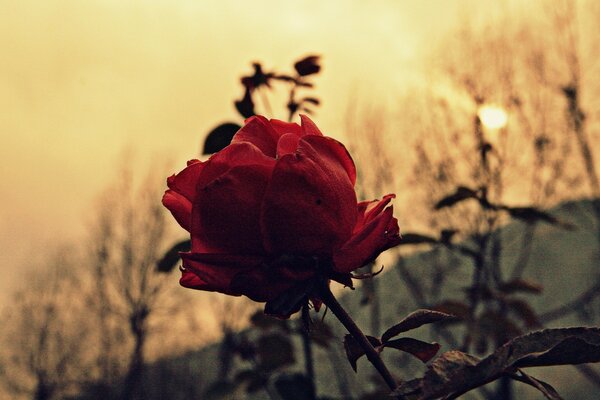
0, 0, 509, 303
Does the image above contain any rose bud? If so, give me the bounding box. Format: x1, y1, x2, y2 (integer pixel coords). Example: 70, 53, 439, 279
163, 115, 401, 317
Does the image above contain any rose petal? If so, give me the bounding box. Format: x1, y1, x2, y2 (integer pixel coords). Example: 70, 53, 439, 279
333, 206, 402, 273
193, 164, 274, 254
162, 190, 193, 232
277, 132, 302, 157
354, 194, 396, 233
180, 252, 266, 295
261, 136, 357, 255
231, 115, 280, 157
300, 114, 324, 136
270, 118, 303, 137
197, 141, 275, 189
162, 160, 204, 231
180, 269, 210, 290
306, 135, 356, 186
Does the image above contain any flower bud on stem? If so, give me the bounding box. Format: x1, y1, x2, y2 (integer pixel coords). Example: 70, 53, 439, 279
316, 281, 399, 393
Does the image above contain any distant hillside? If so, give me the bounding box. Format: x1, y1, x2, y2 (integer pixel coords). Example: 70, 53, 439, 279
81, 199, 600, 399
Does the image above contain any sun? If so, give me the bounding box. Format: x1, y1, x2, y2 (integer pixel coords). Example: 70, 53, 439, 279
478, 105, 508, 130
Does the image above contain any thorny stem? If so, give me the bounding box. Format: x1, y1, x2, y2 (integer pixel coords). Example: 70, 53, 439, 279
316, 281, 399, 393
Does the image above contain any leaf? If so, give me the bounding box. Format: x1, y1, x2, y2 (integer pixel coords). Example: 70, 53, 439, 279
343, 334, 382, 372
498, 278, 543, 295
301, 96, 320, 105
382, 337, 441, 363
431, 300, 470, 321
202, 123, 242, 155
256, 333, 295, 372
250, 311, 290, 332
397, 233, 438, 246
294, 55, 321, 76
156, 239, 191, 272
234, 87, 255, 119
393, 327, 600, 399
504, 206, 576, 230
434, 186, 478, 210
274, 373, 314, 400
381, 310, 455, 343
513, 370, 564, 400
506, 299, 541, 328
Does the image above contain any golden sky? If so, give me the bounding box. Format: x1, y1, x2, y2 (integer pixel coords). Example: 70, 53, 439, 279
0, 0, 505, 301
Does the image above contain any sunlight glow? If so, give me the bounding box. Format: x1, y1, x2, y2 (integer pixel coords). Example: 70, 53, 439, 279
478, 105, 508, 130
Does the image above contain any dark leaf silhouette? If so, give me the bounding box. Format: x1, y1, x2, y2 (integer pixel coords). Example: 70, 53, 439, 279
250, 311, 290, 332
301, 96, 320, 106
343, 334, 381, 372
503, 206, 576, 230
203, 123, 242, 155
498, 278, 543, 295
434, 186, 478, 210
274, 373, 314, 400
382, 338, 440, 363
294, 55, 321, 76
156, 239, 191, 272
397, 233, 438, 246
439, 229, 458, 244
381, 310, 455, 343
393, 327, 600, 399
256, 333, 295, 372
506, 299, 541, 328
234, 88, 255, 119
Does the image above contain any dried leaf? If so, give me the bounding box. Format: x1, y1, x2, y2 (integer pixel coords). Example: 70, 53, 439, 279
393, 327, 600, 399
431, 300, 470, 321
498, 278, 543, 295
382, 337, 441, 363
344, 334, 381, 372
381, 310, 455, 343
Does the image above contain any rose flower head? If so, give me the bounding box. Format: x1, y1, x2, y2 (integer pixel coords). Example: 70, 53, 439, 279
163, 115, 401, 317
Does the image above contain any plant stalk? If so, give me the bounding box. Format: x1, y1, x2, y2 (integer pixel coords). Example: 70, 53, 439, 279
317, 282, 398, 392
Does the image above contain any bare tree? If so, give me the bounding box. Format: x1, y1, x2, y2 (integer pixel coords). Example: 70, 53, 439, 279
0, 250, 92, 400
86, 163, 188, 400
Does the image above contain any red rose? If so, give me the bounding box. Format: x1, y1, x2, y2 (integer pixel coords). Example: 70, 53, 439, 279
163, 115, 401, 317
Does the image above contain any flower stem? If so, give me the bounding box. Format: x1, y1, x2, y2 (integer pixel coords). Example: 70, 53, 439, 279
317, 282, 398, 392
